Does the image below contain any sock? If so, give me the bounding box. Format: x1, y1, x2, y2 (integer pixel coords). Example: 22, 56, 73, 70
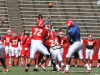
35, 65, 38, 69
56, 64, 60, 70
0, 58, 7, 68
61, 63, 64, 67
86, 64, 91, 70
65, 65, 70, 70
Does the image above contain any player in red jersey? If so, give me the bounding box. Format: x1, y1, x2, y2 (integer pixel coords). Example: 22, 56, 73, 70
57, 29, 68, 67
97, 38, 100, 68
25, 20, 50, 72
19, 31, 27, 66
9, 32, 20, 66
45, 24, 55, 67
46, 33, 64, 71
3, 28, 12, 65
84, 34, 97, 67
20, 32, 32, 66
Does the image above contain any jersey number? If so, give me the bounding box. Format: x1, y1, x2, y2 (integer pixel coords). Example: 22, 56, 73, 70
12, 40, 18, 45
50, 39, 59, 46
34, 28, 42, 36
88, 42, 93, 45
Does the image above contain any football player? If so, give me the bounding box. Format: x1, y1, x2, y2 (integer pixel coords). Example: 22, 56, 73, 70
25, 20, 50, 72
3, 28, 12, 66
63, 20, 91, 73
20, 32, 32, 66
96, 37, 100, 68
0, 35, 9, 72
9, 32, 20, 66
84, 34, 97, 67
19, 31, 27, 66
46, 32, 64, 71
57, 29, 68, 68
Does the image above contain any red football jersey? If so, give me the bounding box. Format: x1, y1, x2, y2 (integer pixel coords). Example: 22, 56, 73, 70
10, 37, 20, 47
48, 30, 55, 39
84, 39, 96, 49
60, 37, 68, 48
98, 38, 100, 49
46, 36, 60, 48
24, 36, 32, 47
32, 26, 48, 42
3, 34, 12, 46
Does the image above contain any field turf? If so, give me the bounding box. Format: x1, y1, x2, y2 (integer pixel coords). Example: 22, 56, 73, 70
0, 66, 100, 75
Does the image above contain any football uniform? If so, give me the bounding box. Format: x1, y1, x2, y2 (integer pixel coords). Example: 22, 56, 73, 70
3, 34, 12, 56
48, 30, 55, 39
30, 26, 50, 59
97, 38, 100, 59
10, 36, 20, 57
60, 37, 68, 55
21, 36, 31, 58
66, 22, 83, 59
18, 35, 26, 56
46, 36, 62, 62
84, 39, 96, 60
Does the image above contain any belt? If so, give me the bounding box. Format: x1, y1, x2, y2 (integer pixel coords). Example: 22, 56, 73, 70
51, 46, 61, 50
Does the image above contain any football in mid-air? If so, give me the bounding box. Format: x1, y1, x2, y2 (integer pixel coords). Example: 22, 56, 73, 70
48, 3, 53, 8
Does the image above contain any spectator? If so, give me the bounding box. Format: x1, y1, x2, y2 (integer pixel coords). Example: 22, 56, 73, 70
0, 16, 4, 27
97, 0, 100, 9
45, 14, 53, 27
36, 14, 44, 25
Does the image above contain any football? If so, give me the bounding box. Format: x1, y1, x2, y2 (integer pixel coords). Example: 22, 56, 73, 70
48, 3, 53, 8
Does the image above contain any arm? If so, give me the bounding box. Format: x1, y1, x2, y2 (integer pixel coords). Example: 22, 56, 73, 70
0, 16, 4, 27
83, 41, 86, 54
94, 43, 97, 54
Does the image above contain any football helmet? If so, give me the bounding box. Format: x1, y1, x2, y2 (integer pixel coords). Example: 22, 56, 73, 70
65, 20, 74, 28
58, 31, 64, 38
38, 20, 45, 27
7, 28, 12, 35
12, 32, 17, 38
88, 34, 93, 41
45, 25, 51, 30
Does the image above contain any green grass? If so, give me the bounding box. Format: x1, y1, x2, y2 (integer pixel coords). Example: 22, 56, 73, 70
0, 66, 100, 75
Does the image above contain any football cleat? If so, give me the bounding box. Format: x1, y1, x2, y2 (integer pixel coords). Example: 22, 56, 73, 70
39, 63, 46, 71
86, 69, 92, 74
64, 70, 69, 73
25, 67, 28, 72
33, 68, 38, 71
3, 68, 9, 72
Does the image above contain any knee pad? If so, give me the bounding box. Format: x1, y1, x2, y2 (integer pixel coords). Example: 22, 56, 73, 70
45, 54, 49, 58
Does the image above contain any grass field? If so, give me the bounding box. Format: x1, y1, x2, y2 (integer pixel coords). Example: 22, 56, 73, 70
0, 66, 100, 75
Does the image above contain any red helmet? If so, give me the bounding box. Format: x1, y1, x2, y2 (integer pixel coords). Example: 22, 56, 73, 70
45, 25, 51, 30
7, 28, 12, 35
65, 20, 74, 27
58, 31, 64, 37
38, 20, 45, 27
88, 34, 93, 41
12, 32, 17, 38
